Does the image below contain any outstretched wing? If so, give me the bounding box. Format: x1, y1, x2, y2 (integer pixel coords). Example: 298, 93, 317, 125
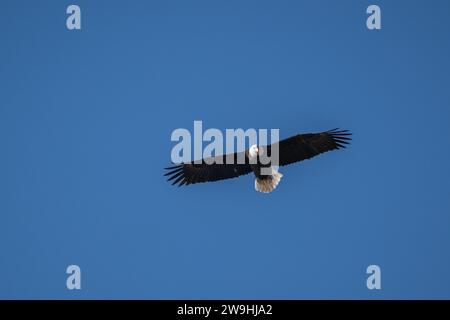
164, 151, 253, 186
268, 128, 351, 167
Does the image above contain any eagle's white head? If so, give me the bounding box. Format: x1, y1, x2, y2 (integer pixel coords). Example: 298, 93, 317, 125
249, 144, 259, 158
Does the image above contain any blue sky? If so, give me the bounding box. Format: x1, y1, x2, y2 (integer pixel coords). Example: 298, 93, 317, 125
1, 0, 450, 299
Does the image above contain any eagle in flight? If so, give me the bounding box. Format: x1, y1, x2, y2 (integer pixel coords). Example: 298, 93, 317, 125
165, 128, 351, 193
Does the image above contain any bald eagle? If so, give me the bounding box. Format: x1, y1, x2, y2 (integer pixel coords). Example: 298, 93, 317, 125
165, 128, 351, 193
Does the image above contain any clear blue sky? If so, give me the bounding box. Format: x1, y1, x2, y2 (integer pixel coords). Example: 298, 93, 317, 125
1, 0, 450, 299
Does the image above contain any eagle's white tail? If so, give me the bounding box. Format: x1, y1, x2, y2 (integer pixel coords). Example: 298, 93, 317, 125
255, 171, 283, 193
